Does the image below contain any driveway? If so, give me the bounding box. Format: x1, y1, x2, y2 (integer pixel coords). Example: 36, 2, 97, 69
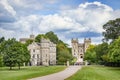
29, 66, 81, 80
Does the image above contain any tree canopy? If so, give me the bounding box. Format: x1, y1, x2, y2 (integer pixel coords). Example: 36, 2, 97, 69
84, 45, 96, 64
103, 18, 120, 42
107, 37, 120, 63
45, 31, 59, 44
0, 38, 30, 69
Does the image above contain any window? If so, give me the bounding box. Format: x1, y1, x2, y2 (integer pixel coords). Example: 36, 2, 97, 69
33, 49, 35, 52
37, 54, 39, 58
33, 54, 35, 58
81, 50, 82, 52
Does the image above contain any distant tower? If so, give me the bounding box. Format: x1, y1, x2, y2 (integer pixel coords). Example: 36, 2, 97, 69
30, 34, 35, 40
71, 38, 79, 58
84, 38, 91, 52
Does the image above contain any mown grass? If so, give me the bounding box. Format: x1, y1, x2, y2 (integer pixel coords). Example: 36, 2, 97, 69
0, 66, 66, 80
66, 65, 120, 80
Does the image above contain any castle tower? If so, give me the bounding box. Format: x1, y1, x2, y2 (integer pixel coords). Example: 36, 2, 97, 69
71, 38, 79, 58
84, 38, 91, 52
30, 34, 35, 40
41, 38, 50, 66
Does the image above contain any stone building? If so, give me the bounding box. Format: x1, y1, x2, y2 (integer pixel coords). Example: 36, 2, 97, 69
27, 38, 56, 66
20, 35, 56, 66
71, 38, 91, 64
19, 34, 35, 43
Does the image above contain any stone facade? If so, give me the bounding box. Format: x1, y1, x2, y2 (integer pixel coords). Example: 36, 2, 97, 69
71, 38, 91, 63
19, 34, 56, 66
27, 38, 56, 66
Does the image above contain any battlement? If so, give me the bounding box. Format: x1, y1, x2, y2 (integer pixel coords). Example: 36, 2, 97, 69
71, 38, 78, 43
84, 38, 91, 43
71, 38, 91, 63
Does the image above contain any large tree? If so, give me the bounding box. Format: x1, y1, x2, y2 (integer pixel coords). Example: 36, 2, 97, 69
1, 38, 30, 69
35, 34, 47, 42
95, 42, 109, 64
13, 42, 30, 69
84, 45, 96, 64
103, 18, 120, 42
45, 31, 59, 44
57, 40, 73, 65
107, 37, 120, 66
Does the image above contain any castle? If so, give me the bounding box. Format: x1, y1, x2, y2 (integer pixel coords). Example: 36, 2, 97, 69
71, 38, 91, 64
19, 35, 56, 66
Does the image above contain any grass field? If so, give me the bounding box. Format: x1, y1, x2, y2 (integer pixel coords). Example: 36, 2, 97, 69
0, 66, 66, 80
66, 65, 120, 80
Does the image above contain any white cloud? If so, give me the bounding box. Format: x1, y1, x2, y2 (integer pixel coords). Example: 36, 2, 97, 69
0, 0, 16, 16
0, 28, 15, 39
1, 1, 120, 44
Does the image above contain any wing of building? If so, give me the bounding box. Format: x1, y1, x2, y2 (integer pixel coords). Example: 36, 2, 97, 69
20, 35, 56, 66
71, 38, 91, 64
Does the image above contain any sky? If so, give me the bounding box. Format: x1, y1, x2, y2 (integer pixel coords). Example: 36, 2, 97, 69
0, 0, 120, 46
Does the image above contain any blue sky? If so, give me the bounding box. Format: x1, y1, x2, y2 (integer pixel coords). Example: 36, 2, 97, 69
0, 0, 120, 45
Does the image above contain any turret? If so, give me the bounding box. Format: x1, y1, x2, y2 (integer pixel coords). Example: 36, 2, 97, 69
71, 38, 79, 58
84, 38, 91, 52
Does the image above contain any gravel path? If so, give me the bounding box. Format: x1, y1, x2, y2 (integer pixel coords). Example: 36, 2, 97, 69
29, 66, 81, 80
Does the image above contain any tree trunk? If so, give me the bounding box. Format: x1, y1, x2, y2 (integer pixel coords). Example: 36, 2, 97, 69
10, 66, 12, 70
18, 63, 20, 69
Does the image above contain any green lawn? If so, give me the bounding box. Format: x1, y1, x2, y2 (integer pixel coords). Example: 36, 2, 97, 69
0, 66, 66, 80
66, 65, 120, 80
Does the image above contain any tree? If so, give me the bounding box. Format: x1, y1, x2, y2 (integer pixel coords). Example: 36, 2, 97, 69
103, 18, 120, 42
25, 39, 34, 46
107, 37, 120, 66
0, 37, 5, 43
57, 40, 73, 65
84, 45, 96, 64
13, 42, 30, 69
1, 38, 30, 69
35, 34, 47, 42
45, 31, 59, 44
2, 38, 17, 69
95, 42, 109, 64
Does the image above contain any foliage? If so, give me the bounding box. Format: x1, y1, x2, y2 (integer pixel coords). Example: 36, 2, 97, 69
57, 40, 73, 65
0, 37, 5, 43
84, 43, 109, 65
103, 18, 120, 42
0, 66, 66, 80
0, 38, 30, 69
45, 31, 59, 44
0, 37, 5, 67
35, 34, 47, 42
84, 45, 96, 64
95, 42, 109, 64
107, 37, 120, 64
0, 55, 3, 67
66, 66, 120, 80
25, 39, 34, 46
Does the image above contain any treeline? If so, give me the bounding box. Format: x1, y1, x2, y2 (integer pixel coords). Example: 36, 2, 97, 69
84, 18, 120, 67
0, 31, 73, 69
